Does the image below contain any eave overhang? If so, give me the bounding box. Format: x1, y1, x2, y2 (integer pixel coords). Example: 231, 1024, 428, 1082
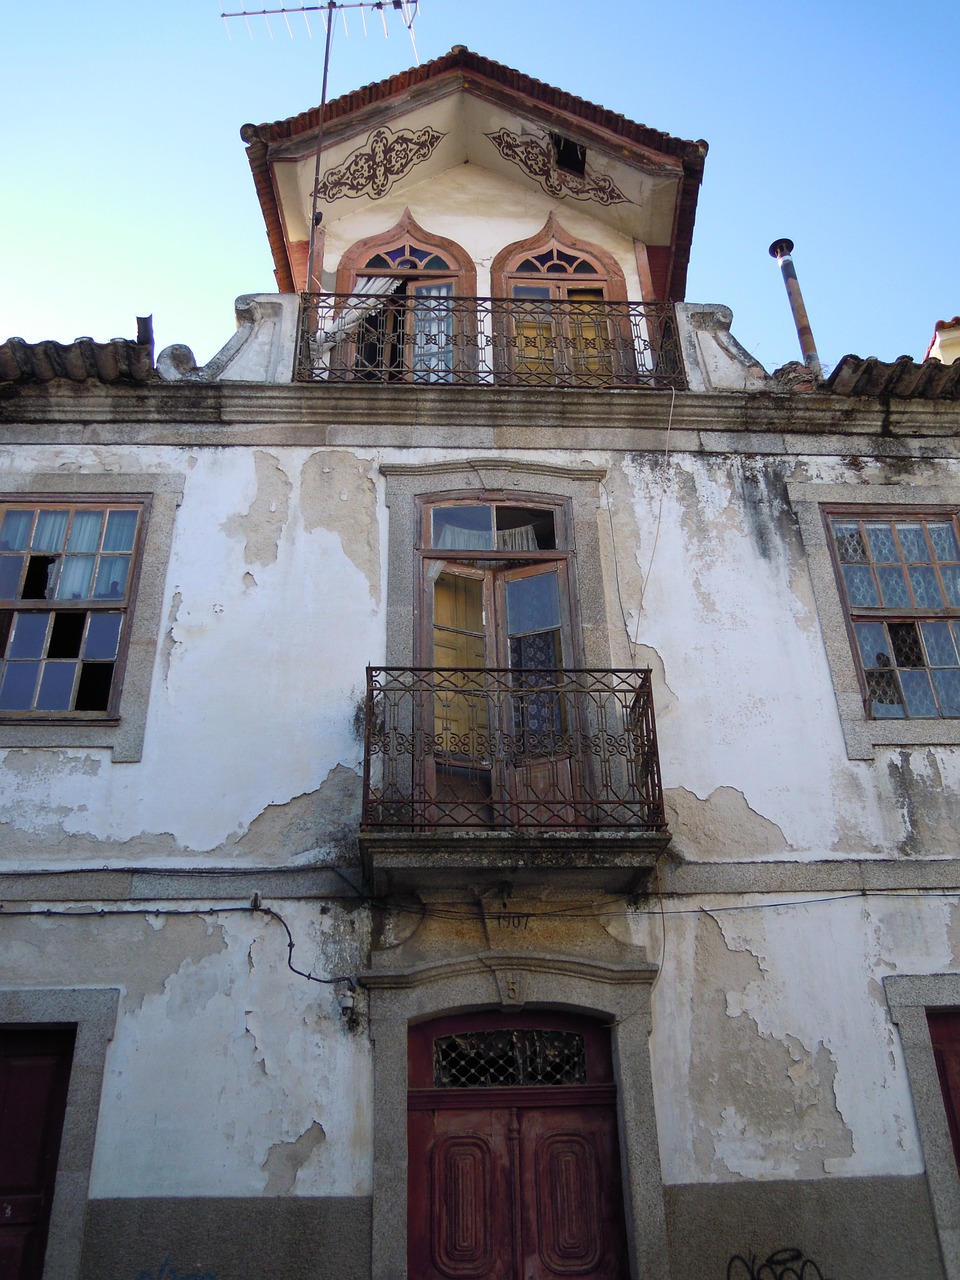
242, 45, 707, 300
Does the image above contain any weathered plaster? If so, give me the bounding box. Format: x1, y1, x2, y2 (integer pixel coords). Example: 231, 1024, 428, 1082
262, 1121, 327, 1195
0, 912, 226, 1010
884, 749, 960, 857
665, 786, 791, 861
300, 450, 381, 604
82, 905, 373, 1198
649, 894, 945, 1183
0, 763, 361, 866
221, 450, 293, 567
690, 912, 852, 1179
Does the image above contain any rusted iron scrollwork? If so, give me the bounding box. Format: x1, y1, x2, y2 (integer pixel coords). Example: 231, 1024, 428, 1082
726, 1248, 831, 1280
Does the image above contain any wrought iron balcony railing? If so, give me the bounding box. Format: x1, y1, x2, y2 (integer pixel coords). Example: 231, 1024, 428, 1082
361, 667, 665, 832
297, 293, 685, 389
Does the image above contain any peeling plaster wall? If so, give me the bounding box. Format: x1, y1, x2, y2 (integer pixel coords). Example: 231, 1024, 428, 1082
0, 445, 385, 861
645, 892, 960, 1184
6, 444, 960, 864
619, 449, 960, 858
0, 903, 372, 1199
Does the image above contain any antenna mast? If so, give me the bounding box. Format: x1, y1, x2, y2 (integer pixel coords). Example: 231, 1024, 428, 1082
221, 0, 421, 291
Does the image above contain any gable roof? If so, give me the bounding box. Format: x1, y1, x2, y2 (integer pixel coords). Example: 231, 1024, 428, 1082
242, 46, 708, 299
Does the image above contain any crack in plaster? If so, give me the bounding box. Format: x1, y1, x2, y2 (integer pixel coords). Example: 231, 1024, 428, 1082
160, 589, 182, 685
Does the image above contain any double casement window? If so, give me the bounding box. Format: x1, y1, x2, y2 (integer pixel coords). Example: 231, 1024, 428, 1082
827, 510, 960, 719
0, 501, 144, 716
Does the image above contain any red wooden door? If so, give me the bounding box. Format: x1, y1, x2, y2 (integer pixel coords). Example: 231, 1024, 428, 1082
0, 1028, 75, 1280
408, 1014, 628, 1280
928, 1009, 960, 1172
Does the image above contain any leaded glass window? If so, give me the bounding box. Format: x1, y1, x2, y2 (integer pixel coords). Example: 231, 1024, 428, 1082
829, 513, 960, 718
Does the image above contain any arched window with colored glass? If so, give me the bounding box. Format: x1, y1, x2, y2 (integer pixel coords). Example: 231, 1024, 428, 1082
491, 222, 632, 386
330, 213, 476, 384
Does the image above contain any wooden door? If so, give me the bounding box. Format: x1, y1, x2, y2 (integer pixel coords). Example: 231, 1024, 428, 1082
928, 1009, 960, 1172
0, 1028, 75, 1280
408, 1014, 629, 1280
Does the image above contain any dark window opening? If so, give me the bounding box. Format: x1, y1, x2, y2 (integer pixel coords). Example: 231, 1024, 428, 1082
550, 132, 587, 176
0, 502, 140, 716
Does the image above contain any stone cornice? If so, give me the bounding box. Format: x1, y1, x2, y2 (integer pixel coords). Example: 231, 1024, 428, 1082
3, 383, 960, 453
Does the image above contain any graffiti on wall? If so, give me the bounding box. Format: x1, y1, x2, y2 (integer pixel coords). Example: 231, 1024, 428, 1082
727, 1247, 831, 1280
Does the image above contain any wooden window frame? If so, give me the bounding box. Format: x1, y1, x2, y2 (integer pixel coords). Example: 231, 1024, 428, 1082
415, 491, 582, 670
0, 472, 182, 763
334, 208, 476, 296
0, 498, 149, 722
788, 481, 960, 760
823, 505, 960, 722
490, 217, 630, 385
490, 215, 627, 302
334, 211, 476, 382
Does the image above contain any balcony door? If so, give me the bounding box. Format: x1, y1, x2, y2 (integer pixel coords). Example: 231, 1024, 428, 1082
421, 500, 580, 826
491, 222, 632, 388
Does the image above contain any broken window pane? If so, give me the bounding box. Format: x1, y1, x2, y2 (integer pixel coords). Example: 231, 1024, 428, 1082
0, 502, 141, 716
831, 513, 960, 719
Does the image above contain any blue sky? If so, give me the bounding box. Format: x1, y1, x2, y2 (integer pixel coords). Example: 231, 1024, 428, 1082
2, 0, 957, 372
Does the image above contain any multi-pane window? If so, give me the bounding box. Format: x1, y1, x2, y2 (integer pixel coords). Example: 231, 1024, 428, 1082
0, 503, 142, 715
829, 512, 960, 718
353, 240, 458, 383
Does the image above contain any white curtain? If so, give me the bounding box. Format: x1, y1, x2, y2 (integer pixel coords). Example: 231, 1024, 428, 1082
313, 277, 400, 354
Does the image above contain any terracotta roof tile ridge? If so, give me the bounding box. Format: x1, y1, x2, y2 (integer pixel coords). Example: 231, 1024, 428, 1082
825, 353, 960, 400
248, 45, 708, 166
0, 335, 155, 385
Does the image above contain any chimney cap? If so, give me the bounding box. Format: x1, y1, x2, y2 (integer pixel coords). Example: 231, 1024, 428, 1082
769, 238, 795, 259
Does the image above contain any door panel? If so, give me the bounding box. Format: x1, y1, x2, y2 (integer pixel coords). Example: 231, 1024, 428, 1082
521, 1108, 625, 1280
0, 1028, 75, 1280
409, 1104, 627, 1280
409, 1106, 513, 1280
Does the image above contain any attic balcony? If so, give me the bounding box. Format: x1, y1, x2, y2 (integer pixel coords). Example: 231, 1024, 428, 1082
296, 293, 686, 390
359, 666, 670, 894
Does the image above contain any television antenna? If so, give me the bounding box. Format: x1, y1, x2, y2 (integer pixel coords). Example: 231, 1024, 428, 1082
221, 0, 422, 289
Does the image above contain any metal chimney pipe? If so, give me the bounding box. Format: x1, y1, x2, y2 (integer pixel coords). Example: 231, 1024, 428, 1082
769, 238, 821, 378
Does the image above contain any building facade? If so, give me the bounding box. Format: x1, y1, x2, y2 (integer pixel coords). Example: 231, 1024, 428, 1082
2, 46, 960, 1280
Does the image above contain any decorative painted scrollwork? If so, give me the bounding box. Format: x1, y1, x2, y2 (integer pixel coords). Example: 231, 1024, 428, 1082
316, 125, 446, 201
485, 129, 627, 205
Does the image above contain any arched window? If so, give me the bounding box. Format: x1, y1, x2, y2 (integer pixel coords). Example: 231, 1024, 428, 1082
491, 219, 631, 385
331, 212, 475, 384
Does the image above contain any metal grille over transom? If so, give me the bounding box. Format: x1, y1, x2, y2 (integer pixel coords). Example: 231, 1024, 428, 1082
433, 1029, 586, 1087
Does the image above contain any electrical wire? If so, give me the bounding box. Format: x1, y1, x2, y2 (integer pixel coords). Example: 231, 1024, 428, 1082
0, 900, 356, 987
